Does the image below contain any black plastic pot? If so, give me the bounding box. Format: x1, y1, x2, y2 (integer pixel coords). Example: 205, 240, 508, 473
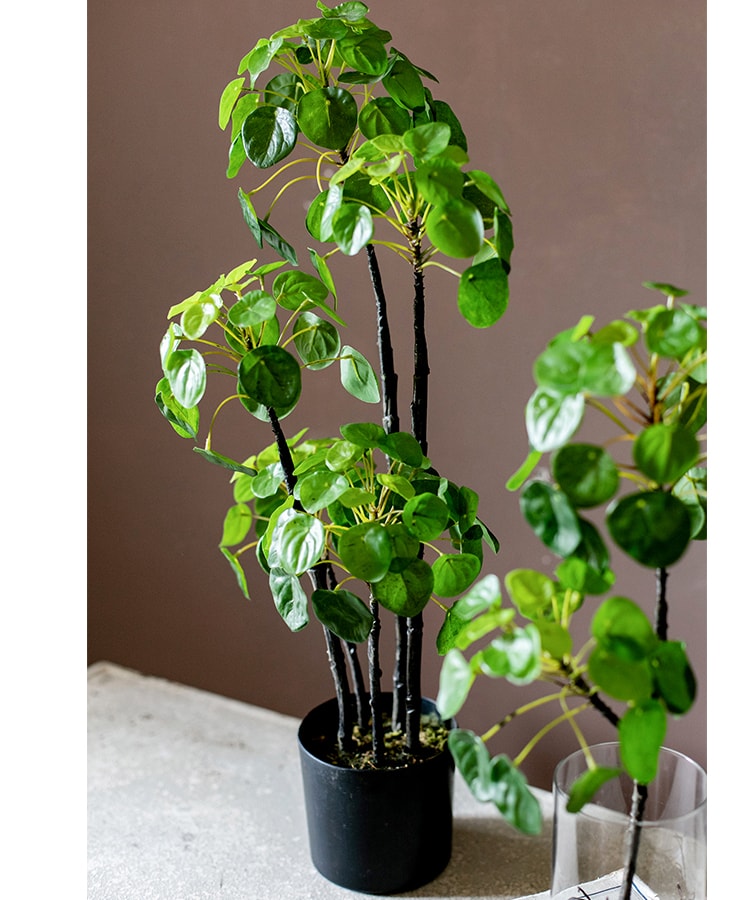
297, 694, 455, 894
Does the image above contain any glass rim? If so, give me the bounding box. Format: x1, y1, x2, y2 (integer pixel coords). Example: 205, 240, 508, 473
553, 741, 707, 824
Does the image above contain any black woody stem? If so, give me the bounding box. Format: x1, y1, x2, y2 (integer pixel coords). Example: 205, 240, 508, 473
405, 224, 428, 753
655, 566, 669, 640
619, 782, 648, 900
368, 597, 384, 766
268, 405, 352, 749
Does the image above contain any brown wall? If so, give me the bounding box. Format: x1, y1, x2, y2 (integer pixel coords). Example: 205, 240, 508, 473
88, 0, 706, 790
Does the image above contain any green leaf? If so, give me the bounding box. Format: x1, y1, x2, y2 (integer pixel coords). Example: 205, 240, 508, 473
652, 640, 696, 714
325, 439, 362, 471
436, 574, 503, 654
193, 448, 257, 477
642, 280, 689, 299
457, 257, 509, 327
385, 523, 420, 572
674, 467, 707, 540
238, 188, 263, 247
525, 388, 585, 453
272, 270, 329, 311
555, 556, 614, 596
228, 290, 277, 328
587, 647, 654, 703
358, 97, 411, 139
258, 218, 298, 266
274, 509, 325, 576
383, 56, 425, 110
377, 473, 415, 501
467, 169, 510, 214
643, 307, 702, 359
437, 653, 475, 719
430, 98, 468, 151
316, 1, 370, 23
403, 122, 451, 160
606, 491, 692, 567
504, 568, 556, 618
220, 504, 252, 547
311, 588, 374, 643
337, 521, 393, 583
263, 73, 302, 111
506, 449, 543, 491
220, 547, 249, 599
332, 202, 373, 255
415, 157, 464, 206
552, 443, 620, 508
633, 423, 700, 485
308, 248, 337, 300
403, 492, 450, 541
426, 198, 484, 259
241, 105, 298, 168
338, 32, 389, 77
618, 700, 667, 783
340, 421, 386, 447
294, 469, 348, 513
534, 340, 636, 398
591, 596, 657, 662
154, 377, 200, 439
520, 482, 582, 557
432, 553, 481, 598
371, 558, 434, 617
219, 77, 245, 129
340, 345, 380, 403
378, 430, 424, 467
478, 625, 542, 685
566, 766, 621, 813
164, 348, 206, 409
238, 345, 302, 413
292, 312, 340, 370
269, 568, 309, 631
297, 86, 358, 150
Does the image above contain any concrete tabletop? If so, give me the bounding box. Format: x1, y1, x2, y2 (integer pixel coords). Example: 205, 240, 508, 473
88, 662, 554, 900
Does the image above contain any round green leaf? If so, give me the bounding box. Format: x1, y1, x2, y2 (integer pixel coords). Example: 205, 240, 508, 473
403, 122, 451, 160
272, 270, 329, 311
296, 86, 358, 150
372, 558, 434, 617
263, 72, 302, 110
426, 198, 484, 258
607, 491, 692, 567
358, 96, 411, 138
385, 523, 421, 573
220, 503, 253, 547
273, 509, 325, 576
164, 348, 206, 409
415, 157, 465, 205
292, 312, 340, 370
378, 430, 424, 467
438, 655, 475, 720
591, 596, 657, 662
311, 588, 374, 643
325, 439, 362, 471
338, 33, 389, 77
673, 467, 707, 540
457, 257, 509, 327
432, 553, 481, 598
525, 388, 585, 453
337, 521, 393, 582
403, 492, 450, 541
238, 345, 302, 413
644, 307, 703, 359
552, 443, 620, 508
340, 421, 386, 447
519, 482, 582, 557
228, 290, 277, 328
588, 647, 654, 703
382, 58, 425, 110
295, 470, 348, 514
504, 568, 556, 617
241, 105, 298, 168
633, 423, 700, 485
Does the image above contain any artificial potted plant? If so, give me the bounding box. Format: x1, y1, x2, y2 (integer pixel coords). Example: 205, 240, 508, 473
436, 281, 707, 898
155, 2, 513, 893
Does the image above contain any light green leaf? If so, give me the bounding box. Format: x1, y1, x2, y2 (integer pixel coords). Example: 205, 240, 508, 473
340, 345, 380, 403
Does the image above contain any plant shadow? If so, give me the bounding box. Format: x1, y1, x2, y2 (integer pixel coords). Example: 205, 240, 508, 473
399, 812, 553, 898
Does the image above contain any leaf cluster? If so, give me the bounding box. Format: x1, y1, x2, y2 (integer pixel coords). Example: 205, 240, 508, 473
220, 0, 513, 327
436, 283, 707, 832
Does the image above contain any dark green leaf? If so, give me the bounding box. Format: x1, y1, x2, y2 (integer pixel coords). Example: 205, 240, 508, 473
154, 377, 200, 439
652, 640, 696, 714
378, 430, 424, 467
311, 588, 374, 643
633, 423, 700, 485
220, 547, 249, 599
338, 33, 389, 76
520, 481, 582, 557
432, 553, 481, 598
371, 558, 434, 617
228, 290, 277, 328
382, 56, 425, 110
238, 345, 302, 412
294, 469, 348, 513
193, 448, 257, 477
552, 443, 620, 508
241, 105, 298, 168
606, 491, 692, 567
643, 307, 702, 359
358, 96, 411, 138
297, 87, 358, 150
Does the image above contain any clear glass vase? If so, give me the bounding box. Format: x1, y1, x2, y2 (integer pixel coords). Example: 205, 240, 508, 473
551, 742, 706, 900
